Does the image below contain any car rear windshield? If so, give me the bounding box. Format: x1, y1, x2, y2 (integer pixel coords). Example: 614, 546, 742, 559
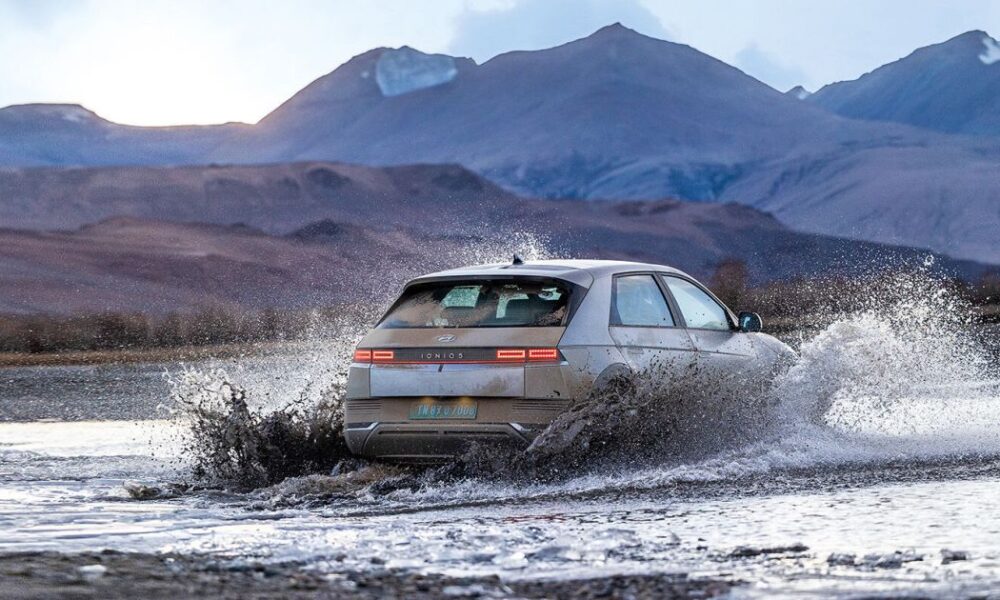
378, 279, 572, 328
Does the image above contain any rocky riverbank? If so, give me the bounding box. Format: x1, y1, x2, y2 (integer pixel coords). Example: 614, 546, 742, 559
1, 551, 736, 599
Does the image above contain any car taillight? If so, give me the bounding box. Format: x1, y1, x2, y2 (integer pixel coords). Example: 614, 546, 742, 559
372, 350, 395, 362
527, 347, 560, 361
497, 348, 561, 362
357, 348, 561, 364
496, 348, 526, 361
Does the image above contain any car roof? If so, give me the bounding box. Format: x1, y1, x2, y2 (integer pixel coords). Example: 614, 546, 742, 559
407, 259, 692, 288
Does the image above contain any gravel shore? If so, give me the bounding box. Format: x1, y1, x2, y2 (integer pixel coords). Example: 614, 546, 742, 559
1, 551, 737, 599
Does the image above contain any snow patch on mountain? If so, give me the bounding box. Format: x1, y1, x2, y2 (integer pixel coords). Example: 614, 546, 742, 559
979, 35, 1000, 65
0, 104, 99, 123
56, 105, 95, 123
786, 85, 812, 100
375, 47, 457, 97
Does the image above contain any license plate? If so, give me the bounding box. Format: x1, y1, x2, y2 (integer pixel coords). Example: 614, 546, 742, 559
409, 400, 478, 420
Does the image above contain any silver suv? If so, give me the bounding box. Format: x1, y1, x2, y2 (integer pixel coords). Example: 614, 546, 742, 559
344, 259, 791, 462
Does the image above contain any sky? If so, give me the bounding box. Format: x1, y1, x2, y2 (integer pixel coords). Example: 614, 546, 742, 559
1, 0, 999, 126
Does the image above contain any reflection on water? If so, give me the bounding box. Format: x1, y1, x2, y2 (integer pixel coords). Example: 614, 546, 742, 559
0, 362, 172, 421
0, 342, 342, 422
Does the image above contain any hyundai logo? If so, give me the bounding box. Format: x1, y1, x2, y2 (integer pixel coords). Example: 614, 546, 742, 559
436, 334, 456, 343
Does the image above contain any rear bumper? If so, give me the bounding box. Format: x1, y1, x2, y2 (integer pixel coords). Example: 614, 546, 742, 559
344, 421, 533, 463
342, 356, 602, 462
343, 396, 569, 461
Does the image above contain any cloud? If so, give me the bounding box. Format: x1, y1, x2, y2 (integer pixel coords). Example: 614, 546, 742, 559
448, 0, 669, 62
733, 44, 808, 91
2, 0, 80, 29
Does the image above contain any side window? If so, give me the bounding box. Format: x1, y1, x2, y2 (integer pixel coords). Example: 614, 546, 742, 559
662, 277, 731, 330
611, 275, 675, 327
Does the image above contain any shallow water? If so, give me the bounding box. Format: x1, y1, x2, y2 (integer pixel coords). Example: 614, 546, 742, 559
0, 414, 1000, 596
3, 377, 1000, 597
3, 275, 1000, 597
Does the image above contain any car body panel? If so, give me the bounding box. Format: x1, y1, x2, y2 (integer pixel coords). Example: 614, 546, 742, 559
686, 329, 756, 356
687, 329, 759, 376
555, 344, 628, 399
609, 325, 696, 372
370, 364, 525, 397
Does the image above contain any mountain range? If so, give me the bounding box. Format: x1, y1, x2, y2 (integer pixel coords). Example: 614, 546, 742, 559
0, 164, 987, 315
0, 25, 998, 265
810, 31, 1000, 136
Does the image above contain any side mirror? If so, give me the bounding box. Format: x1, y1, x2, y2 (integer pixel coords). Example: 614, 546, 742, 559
738, 311, 762, 333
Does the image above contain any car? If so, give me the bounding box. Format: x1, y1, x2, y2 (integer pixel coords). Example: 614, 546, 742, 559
344, 259, 793, 462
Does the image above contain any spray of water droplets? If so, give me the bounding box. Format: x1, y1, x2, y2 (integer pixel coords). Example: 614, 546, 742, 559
159, 253, 999, 500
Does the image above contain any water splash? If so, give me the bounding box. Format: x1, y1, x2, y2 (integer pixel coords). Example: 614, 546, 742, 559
166, 368, 349, 490
455, 230, 561, 265
771, 270, 997, 439
442, 358, 774, 483
159, 265, 999, 502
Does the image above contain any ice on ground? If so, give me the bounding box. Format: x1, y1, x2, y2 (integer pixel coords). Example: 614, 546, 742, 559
376, 47, 458, 97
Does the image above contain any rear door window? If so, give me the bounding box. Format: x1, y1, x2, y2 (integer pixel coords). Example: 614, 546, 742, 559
662, 276, 731, 330
611, 275, 675, 327
379, 279, 571, 328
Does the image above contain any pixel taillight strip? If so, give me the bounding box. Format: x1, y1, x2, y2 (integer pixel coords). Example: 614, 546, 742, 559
495, 348, 526, 361
372, 350, 396, 362
353, 348, 561, 364
527, 347, 560, 361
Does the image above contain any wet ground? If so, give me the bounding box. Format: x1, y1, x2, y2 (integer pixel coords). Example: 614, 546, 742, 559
2, 294, 1000, 598
4, 384, 1000, 597
1, 551, 736, 599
